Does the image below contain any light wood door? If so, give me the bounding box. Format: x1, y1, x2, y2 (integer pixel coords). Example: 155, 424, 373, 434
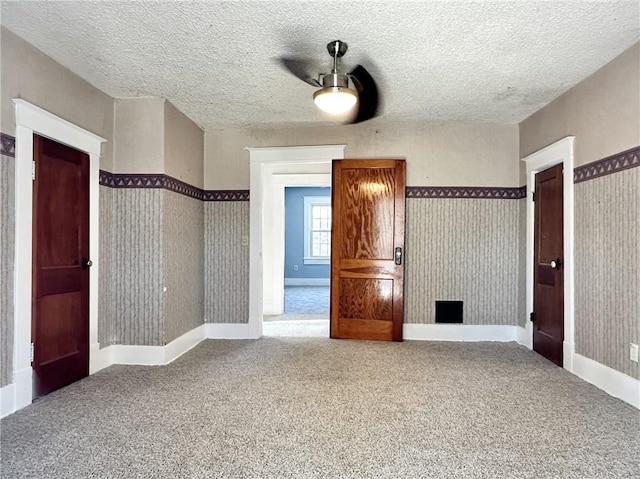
533, 163, 564, 366
32, 134, 90, 397
330, 159, 405, 341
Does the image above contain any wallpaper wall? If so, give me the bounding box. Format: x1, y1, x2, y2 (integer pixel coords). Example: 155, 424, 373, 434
112, 188, 165, 345
2, 129, 638, 389
405, 198, 521, 325
204, 201, 250, 324
0, 153, 15, 387
517, 199, 527, 327
575, 163, 639, 379
98, 186, 115, 347
164, 191, 204, 343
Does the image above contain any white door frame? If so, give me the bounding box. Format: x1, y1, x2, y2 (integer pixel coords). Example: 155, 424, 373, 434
247, 145, 345, 338
12, 99, 105, 412
521, 136, 575, 372
264, 174, 332, 315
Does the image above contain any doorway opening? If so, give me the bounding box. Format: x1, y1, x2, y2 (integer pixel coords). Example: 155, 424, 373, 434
264, 186, 331, 337
247, 145, 345, 339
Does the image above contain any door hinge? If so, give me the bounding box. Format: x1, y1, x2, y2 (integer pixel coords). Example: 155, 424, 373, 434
32, 160, 36, 181
30, 342, 35, 362
530, 312, 535, 322
531, 192, 535, 202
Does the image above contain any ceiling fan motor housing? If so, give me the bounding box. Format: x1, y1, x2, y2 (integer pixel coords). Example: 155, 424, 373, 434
321, 72, 350, 89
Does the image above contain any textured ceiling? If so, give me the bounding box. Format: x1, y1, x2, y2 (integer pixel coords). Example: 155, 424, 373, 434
1, 1, 639, 130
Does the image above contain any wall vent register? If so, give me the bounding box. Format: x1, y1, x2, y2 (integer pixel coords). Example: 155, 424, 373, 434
435, 301, 463, 324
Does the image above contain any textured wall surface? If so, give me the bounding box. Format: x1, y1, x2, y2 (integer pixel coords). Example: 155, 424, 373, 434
1, 27, 115, 171
204, 123, 520, 189
575, 167, 639, 379
113, 98, 165, 174
98, 186, 115, 348
517, 198, 527, 327
519, 43, 639, 177
113, 189, 165, 345
405, 198, 520, 325
204, 201, 249, 323
1, 155, 15, 387
164, 191, 204, 343
164, 101, 204, 189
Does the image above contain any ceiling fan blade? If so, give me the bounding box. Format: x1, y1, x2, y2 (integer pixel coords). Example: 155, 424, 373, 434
349, 65, 379, 124
278, 57, 321, 87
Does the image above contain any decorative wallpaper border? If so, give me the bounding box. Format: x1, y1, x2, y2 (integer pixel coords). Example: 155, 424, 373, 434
406, 186, 526, 199
202, 190, 251, 201
0, 133, 15, 158
3, 133, 637, 198
574, 146, 640, 183
98, 170, 249, 201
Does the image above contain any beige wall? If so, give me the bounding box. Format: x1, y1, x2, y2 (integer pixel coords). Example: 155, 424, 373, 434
520, 42, 640, 178
164, 101, 204, 188
0, 27, 115, 171
113, 98, 165, 174
204, 122, 520, 189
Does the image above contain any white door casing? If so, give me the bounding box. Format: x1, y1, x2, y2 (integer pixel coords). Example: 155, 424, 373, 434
247, 145, 345, 337
12, 99, 105, 412
521, 136, 575, 372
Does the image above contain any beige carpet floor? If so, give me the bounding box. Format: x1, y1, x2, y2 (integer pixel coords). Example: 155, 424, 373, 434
1, 339, 639, 478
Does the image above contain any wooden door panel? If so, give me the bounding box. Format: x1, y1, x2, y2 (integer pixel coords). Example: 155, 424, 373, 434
331, 159, 405, 342
32, 134, 89, 398
334, 319, 393, 341
533, 163, 564, 366
338, 278, 393, 320
339, 167, 395, 260
37, 156, 82, 266
36, 293, 81, 365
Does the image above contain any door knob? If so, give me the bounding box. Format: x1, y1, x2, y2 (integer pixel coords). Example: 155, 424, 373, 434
81, 258, 93, 270
543, 258, 561, 270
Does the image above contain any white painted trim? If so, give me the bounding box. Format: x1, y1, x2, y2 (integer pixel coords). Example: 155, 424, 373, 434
91, 325, 208, 367
303, 195, 331, 261
403, 324, 517, 342
205, 323, 252, 339
164, 325, 207, 363
89, 342, 113, 374
12, 99, 106, 414
248, 146, 344, 336
521, 137, 575, 372
572, 353, 640, 409
516, 322, 533, 349
284, 278, 330, 286
0, 384, 16, 418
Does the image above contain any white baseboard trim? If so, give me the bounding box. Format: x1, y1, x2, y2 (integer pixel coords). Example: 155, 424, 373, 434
284, 278, 330, 286
0, 384, 16, 418
572, 353, 639, 409
205, 323, 252, 339
92, 324, 207, 367
14, 366, 32, 412
563, 341, 575, 373
516, 326, 527, 346
90, 342, 113, 374
165, 325, 207, 363
1, 366, 31, 418
403, 324, 517, 342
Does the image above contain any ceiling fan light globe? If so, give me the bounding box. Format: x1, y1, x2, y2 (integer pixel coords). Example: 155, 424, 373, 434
313, 87, 358, 115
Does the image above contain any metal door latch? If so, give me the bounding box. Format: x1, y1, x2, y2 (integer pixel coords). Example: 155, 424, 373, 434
395, 247, 402, 265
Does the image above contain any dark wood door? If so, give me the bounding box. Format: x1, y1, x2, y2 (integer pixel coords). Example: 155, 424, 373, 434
533, 163, 564, 366
32, 134, 90, 398
330, 159, 405, 341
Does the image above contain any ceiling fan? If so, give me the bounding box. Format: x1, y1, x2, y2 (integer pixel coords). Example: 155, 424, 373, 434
279, 40, 380, 124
